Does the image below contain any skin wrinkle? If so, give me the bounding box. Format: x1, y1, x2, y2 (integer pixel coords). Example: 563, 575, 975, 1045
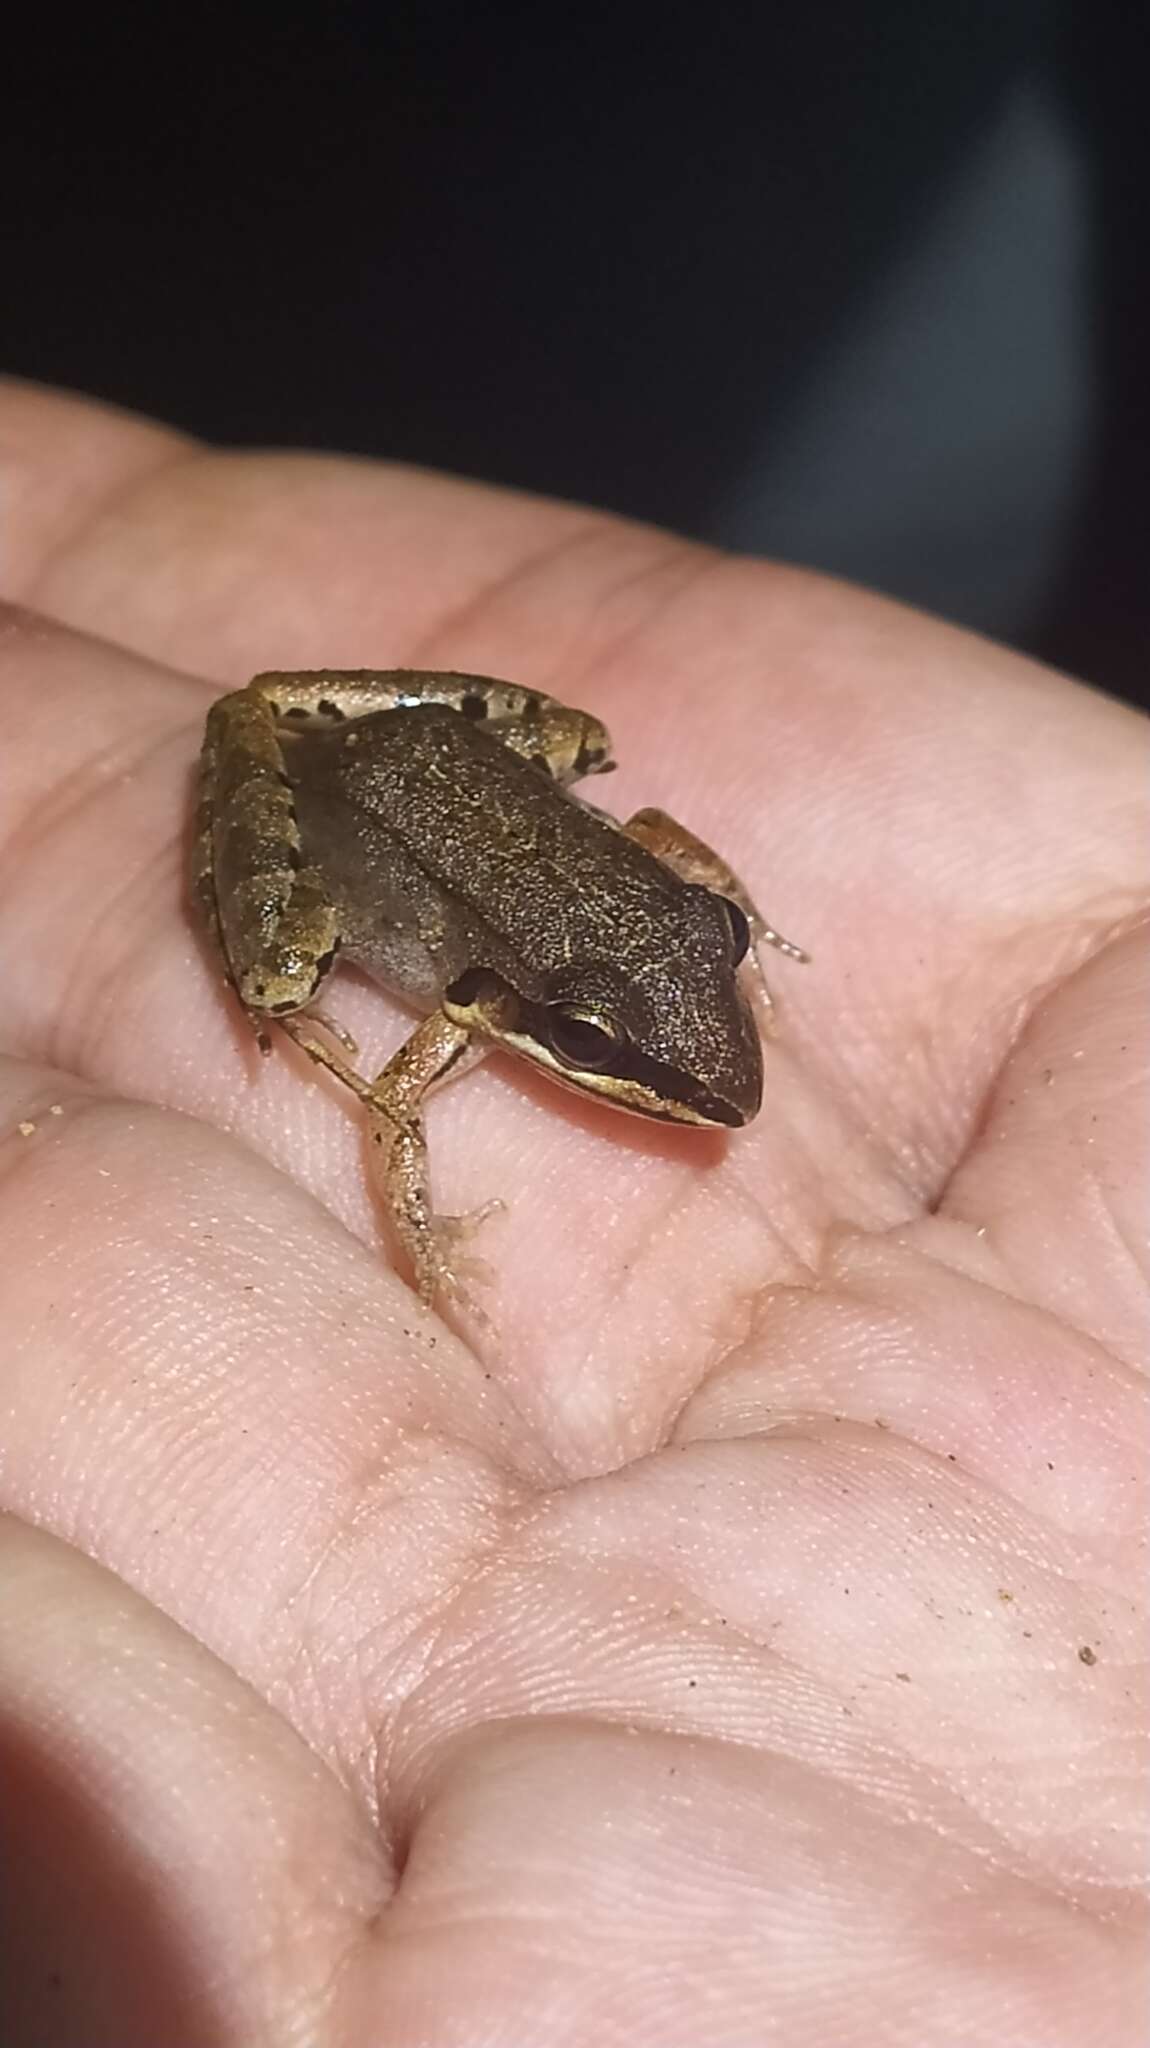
15, 427, 197, 611
799, 1380, 1138, 1608
177, 1211, 562, 1769
909, 913, 1146, 1211
567, 1170, 768, 1415
555, 537, 729, 705
349, 1495, 605, 1839
275, 1444, 538, 1764
6, 1195, 536, 1814
21, 436, 625, 692
690, 1232, 1142, 1603
947, 1206, 1148, 1386
879, 1218, 1146, 1398
1082, 1170, 1150, 1294
379, 1569, 1099, 1914
0, 697, 181, 875
403, 514, 630, 674
46, 843, 182, 1084
404, 503, 720, 715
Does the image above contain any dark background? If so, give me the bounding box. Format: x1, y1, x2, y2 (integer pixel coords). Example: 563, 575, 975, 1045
5, 5, 1149, 707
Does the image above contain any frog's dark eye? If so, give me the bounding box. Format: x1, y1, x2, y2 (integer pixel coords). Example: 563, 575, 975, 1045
544, 1004, 626, 1071
718, 897, 751, 964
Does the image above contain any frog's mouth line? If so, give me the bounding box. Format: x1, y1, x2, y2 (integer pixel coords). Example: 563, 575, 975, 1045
442, 995, 750, 1129
529, 1051, 748, 1128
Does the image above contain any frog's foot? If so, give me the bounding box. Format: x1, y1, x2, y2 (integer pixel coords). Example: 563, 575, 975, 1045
302, 1007, 360, 1061
277, 1014, 373, 1100
423, 1200, 505, 1323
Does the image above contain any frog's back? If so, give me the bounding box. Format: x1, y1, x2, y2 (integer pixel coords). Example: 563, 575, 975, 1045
287, 702, 692, 994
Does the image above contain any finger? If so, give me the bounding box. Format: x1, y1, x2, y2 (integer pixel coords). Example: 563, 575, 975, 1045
4, 376, 606, 684
0, 1514, 385, 2047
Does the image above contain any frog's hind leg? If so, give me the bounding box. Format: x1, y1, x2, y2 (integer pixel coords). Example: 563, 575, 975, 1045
191, 714, 227, 959
622, 805, 808, 1034
192, 703, 275, 1051
196, 687, 343, 1044
246, 669, 616, 788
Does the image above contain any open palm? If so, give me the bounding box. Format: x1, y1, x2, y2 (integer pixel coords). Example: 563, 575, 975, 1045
1, 380, 1146, 2047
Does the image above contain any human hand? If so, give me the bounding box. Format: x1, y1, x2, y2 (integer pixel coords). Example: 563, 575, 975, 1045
1, 380, 1146, 2046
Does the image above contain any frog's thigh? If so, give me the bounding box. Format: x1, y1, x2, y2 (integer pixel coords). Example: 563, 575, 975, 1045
623, 807, 807, 959
199, 689, 341, 1017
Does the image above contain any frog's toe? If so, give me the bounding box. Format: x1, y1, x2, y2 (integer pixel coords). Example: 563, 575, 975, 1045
432, 1203, 503, 1281
426, 1204, 505, 1321
304, 1007, 361, 1060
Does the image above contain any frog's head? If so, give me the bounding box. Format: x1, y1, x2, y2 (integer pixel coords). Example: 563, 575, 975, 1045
443, 888, 763, 1128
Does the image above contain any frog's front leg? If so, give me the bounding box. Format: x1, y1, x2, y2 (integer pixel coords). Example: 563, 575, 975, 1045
359, 1012, 497, 1309
285, 1008, 496, 1310
622, 806, 808, 1032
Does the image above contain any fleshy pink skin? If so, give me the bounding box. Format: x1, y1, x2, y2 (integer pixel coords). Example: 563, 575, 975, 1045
0, 377, 1146, 2048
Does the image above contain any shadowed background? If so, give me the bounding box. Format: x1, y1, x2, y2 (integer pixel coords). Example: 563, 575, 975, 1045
5, 3, 1147, 705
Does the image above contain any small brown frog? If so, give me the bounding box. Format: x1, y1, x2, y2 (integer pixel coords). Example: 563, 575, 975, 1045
194, 671, 805, 1305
